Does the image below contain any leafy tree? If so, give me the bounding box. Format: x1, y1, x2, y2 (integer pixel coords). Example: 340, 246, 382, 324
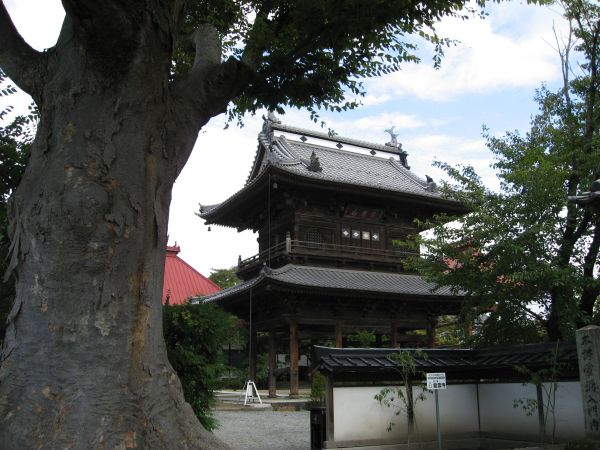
512, 341, 569, 444
415, 0, 600, 344
0, 69, 34, 343
347, 329, 376, 347
208, 266, 241, 290
0, 1, 546, 447
163, 301, 237, 431
375, 350, 428, 446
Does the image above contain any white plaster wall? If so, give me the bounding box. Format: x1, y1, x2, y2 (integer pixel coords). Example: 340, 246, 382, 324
332, 382, 584, 443
332, 384, 479, 442
413, 384, 479, 439
478, 382, 584, 440
479, 382, 540, 436
542, 381, 585, 440
333, 386, 410, 441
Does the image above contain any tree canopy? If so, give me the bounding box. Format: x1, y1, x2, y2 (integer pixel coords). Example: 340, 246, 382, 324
415, 0, 600, 345
208, 266, 241, 290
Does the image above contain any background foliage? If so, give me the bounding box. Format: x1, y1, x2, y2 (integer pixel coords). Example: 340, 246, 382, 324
163, 301, 238, 431
208, 266, 241, 290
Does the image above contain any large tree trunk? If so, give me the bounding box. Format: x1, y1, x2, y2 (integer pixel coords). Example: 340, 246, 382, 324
0, 12, 229, 450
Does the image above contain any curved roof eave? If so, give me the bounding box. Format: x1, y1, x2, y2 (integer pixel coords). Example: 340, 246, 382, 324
200, 164, 467, 229
203, 264, 465, 304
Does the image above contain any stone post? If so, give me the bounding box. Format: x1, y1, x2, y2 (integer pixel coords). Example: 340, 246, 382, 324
576, 325, 600, 438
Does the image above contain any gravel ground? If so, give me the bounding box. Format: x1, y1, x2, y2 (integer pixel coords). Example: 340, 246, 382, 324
213, 410, 311, 450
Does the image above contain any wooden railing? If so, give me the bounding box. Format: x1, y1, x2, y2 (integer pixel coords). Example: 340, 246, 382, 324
238, 238, 418, 271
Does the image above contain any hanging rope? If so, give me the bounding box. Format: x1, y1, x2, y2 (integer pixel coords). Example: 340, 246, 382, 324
248, 286, 253, 377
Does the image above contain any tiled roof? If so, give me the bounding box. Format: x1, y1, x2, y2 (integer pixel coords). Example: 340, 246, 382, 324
265, 264, 456, 295
313, 342, 578, 376
163, 246, 220, 305
267, 135, 441, 199
203, 264, 460, 302
200, 119, 464, 223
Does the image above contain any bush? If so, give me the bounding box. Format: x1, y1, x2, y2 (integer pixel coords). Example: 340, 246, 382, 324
310, 371, 326, 406
163, 301, 237, 431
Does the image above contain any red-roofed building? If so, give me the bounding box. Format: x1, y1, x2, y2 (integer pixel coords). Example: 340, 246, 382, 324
163, 245, 220, 305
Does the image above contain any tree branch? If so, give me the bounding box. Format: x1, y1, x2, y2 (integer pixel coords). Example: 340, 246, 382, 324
170, 56, 254, 174
0, 1, 46, 101
579, 222, 600, 316
241, 9, 269, 71
519, 305, 547, 325
190, 24, 222, 72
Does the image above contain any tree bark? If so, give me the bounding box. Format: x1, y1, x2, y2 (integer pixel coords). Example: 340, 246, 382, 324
0, 7, 230, 449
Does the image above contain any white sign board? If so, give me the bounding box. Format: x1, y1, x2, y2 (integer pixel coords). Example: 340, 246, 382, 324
426, 372, 447, 390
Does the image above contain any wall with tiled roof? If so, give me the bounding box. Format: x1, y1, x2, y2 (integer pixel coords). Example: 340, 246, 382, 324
163, 246, 220, 305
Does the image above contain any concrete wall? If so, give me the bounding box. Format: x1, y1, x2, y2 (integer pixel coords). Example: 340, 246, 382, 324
331, 381, 584, 444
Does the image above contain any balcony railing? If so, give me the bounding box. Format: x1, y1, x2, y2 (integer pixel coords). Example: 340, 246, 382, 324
238, 237, 418, 271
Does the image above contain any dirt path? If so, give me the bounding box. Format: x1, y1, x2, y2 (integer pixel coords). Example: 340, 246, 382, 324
213, 410, 311, 449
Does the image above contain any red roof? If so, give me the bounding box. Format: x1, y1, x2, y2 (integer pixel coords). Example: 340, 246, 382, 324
163, 245, 220, 305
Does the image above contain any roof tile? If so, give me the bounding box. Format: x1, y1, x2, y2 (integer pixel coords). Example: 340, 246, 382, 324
163, 246, 220, 305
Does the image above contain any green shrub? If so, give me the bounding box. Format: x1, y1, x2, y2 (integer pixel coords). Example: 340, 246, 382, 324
311, 371, 326, 406
163, 301, 237, 431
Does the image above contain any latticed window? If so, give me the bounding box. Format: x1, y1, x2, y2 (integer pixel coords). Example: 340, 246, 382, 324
305, 229, 325, 248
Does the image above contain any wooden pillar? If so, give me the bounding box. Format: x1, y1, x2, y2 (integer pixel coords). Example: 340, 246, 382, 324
375, 332, 382, 348
248, 328, 257, 381
427, 321, 437, 347
268, 328, 277, 398
289, 320, 299, 397
335, 320, 343, 348
390, 323, 398, 348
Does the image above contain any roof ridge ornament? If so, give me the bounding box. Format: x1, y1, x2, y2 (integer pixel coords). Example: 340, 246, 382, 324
384, 126, 400, 147
306, 151, 323, 172
267, 110, 281, 124
261, 110, 282, 144
384, 125, 410, 170
425, 175, 438, 192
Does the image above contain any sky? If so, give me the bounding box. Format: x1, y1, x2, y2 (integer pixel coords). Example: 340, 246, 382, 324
2, 1, 574, 276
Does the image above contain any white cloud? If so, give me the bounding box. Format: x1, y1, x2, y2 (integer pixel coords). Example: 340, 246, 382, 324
357, 93, 392, 107
366, 2, 567, 102
404, 134, 499, 192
